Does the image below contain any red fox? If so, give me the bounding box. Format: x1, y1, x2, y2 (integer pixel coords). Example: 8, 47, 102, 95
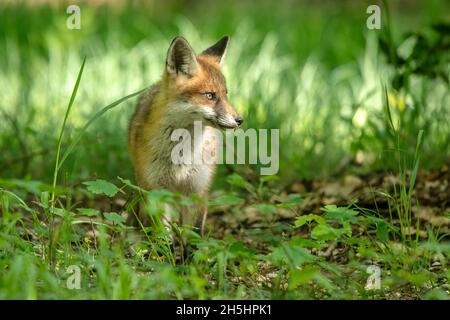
128, 36, 243, 235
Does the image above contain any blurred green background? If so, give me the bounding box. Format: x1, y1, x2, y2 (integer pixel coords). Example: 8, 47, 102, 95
0, 0, 449, 186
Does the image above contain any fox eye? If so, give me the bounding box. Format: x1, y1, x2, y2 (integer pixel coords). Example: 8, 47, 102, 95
203, 92, 217, 101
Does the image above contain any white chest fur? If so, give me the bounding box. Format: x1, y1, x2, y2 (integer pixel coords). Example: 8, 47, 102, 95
143, 103, 219, 195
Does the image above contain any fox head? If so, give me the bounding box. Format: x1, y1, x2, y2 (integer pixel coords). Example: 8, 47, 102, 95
162, 36, 243, 129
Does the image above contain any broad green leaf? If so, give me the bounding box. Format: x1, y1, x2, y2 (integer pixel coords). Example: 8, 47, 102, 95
366, 215, 399, 234
211, 194, 244, 206
289, 265, 337, 290
103, 212, 125, 224
322, 205, 358, 223
226, 173, 255, 193
254, 203, 277, 215
260, 176, 280, 183
294, 214, 325, 228
277, 194, 302, 208
424, 288, 450, 300
179, 196, 194, 207
117, 176, 146, 193
270, 242, 317, 268
376, 220, 389, 242
147, 189, 176, 203
49, 207, 70, 217
229, 241, 255, 258
289, 266, 321, 288
290, 237, 324, 249
83, 179, 120, 197
0, 179, 43, 194
311, 224, 342, 241
77, 208, 100, 217
419, 241, 450, 254
313, 272, 336, 291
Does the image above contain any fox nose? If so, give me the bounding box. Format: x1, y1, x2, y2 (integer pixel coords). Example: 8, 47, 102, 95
235, 116, 244, 126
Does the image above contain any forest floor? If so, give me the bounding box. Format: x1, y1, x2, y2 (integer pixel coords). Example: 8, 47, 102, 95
13, 163, 445, 299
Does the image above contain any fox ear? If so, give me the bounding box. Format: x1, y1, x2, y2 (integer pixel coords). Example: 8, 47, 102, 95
201, 36, 229, 65
166, 36, 198, 77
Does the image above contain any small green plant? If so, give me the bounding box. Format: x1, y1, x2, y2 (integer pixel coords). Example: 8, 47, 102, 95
383, 85, 424, 244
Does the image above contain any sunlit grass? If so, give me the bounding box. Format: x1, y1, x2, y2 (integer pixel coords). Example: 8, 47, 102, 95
1, 1, 448, 182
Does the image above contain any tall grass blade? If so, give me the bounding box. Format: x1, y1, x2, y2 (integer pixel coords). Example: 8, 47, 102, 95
57, 88, 146, 171
383, 85, 396, 134
50, 57, 86, 208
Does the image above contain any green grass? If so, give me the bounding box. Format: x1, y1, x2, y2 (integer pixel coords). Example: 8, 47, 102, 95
0, 0, 449, 299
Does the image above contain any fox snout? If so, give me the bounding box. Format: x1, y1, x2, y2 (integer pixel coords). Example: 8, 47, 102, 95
206, 103, 243, 129
212, 97, 243, 129
235, 116, 244, 126
215, 111, 244, 129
